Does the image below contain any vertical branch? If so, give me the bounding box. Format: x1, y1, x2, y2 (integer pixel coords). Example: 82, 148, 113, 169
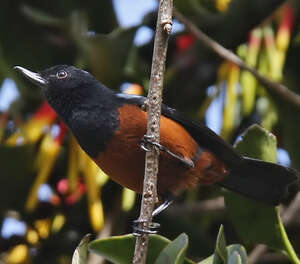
132, 0, 173, 263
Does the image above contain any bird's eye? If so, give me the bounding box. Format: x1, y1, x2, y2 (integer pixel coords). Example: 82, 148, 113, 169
56, 70, 68, 79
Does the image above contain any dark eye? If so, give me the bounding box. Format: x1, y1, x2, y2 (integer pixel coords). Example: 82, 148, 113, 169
56, 70, 68, 79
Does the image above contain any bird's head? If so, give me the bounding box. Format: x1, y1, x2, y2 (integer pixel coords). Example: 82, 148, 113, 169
14, 64, 117, 121
14, 65, 94, 93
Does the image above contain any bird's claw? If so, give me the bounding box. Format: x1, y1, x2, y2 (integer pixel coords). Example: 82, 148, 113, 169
132, 219, 160, 236
140, 135, 156, 152
140, 135, 194, 169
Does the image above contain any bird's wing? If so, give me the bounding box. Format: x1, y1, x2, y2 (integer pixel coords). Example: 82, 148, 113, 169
116, 93, 243, 168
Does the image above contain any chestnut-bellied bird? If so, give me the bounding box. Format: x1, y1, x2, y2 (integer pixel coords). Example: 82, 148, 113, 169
14, 65, 298, 216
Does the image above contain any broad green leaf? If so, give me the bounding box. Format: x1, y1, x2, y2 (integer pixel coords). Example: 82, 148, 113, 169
155, 233, 188, 264
89, 234, 168, 264
72, 234, 91, 264
89, 234, 195, 264
225, 193, 283, 248
233, 124, 277, 161
224, 125, 299, 263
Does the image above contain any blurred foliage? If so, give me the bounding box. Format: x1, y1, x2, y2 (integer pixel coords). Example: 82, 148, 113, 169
0, 0, 300, 263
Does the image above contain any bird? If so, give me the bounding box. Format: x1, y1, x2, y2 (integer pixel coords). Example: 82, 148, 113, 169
14, 65, 298, 214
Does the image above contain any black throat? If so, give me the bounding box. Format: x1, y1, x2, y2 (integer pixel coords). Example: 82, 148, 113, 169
45, 81, 122, 158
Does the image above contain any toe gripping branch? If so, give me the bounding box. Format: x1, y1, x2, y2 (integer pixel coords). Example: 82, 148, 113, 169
132, 219, 161, 236
132, 198, 174, 236
134, 136, 179, 235
140, 135, 194, 168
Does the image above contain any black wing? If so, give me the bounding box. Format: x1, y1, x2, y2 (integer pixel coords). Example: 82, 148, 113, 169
116, 93, 243, 168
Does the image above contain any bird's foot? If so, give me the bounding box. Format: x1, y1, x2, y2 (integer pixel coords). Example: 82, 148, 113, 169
132, 198, 174, 236
140, 134, 155, 152
140, 135, 194, 168
132, 219, 160, 236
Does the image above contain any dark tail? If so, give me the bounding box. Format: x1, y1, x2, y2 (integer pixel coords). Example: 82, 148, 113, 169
219, 157, 298, 205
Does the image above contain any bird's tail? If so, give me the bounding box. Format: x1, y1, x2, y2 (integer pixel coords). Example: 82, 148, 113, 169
219, 157, 298, 205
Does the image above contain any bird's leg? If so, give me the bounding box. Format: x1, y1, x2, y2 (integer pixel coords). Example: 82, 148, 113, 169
152, 198, 174, 217
132, 194, 175, 236
140, 135, 195, 168
132, 220, 160, 236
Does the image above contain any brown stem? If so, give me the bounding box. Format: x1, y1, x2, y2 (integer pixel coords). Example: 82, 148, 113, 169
132, 0, 173, 263
173, 8, 300, 109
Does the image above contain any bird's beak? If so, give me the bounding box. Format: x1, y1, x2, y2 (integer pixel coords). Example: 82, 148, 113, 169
14, 66, 48, 88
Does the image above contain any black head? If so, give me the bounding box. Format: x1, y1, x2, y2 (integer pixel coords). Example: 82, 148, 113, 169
14, 64, 118, 113
14, 64, 120, 122
14, 65, 122, 156
14, 65, 96, 93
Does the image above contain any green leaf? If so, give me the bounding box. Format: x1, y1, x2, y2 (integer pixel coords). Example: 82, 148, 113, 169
199, 226, 247, 264
198, 255, 214, 264
89, 234, 169, 264
227, 245, 247, 264
155, 233, 188, 264
198, 256, 214, 264
227, 252, 241, 264
89, 234, 195, 264
198, 244, 247, 264
72, 234, 91, 264
225, 193, 283, 248
214, 225, 227, 263
233, 124, 277, 162
224, 125, 300, 263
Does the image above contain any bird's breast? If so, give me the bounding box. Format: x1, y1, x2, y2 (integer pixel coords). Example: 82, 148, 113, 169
93, 104, 228, 195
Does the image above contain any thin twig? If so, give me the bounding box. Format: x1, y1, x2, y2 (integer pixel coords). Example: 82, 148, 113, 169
248, 193, 300, 264
173, 8, 300, 109
132, 1, 173, 263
